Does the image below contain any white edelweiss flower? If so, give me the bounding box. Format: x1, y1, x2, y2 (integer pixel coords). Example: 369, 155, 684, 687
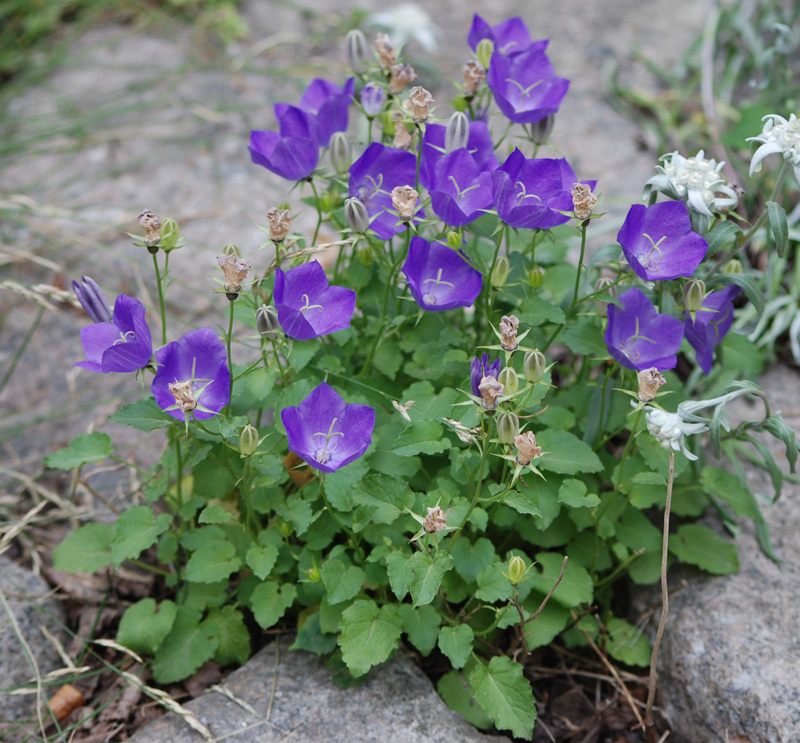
644, 407, 708, 461
366, 3, 441, 53
747, 113, 800, 185
644, 150, 738, 218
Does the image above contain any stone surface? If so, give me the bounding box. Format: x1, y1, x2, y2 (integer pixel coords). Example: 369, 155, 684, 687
653, 366, 800, 743
0, 556, 70, 725
128, 637, 510, 743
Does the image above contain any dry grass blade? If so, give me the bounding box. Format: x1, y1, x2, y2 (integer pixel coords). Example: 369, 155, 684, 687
0, 500, 47, 557
93, 638, 145, 664
207, 684, 258, 718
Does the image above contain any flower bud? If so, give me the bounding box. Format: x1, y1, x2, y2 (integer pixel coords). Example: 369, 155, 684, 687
306, 566, 322, 583
138, 210, 162, 249
724, 258, 743, 274
530, 114, 555, 145
345, 29, 368, 73
446, 231, 462, 249
499, 315, 520, 351
388, 63, 417, 95
478, 375, 504, 409
507, 555, 526, 586
423, 505, 447, 533
497, 411, 520, 445
514, 431, 541, 466
329, 132, 351, 174
357, 244, 374, 266
637, 367, 667, 403
72, 276, 112, 323
476, 39, 494, 70
344, 197, 370, 234
256, 304, 282, 341
523, 349, 547, 383
159, 217, 181, 251
238, 424, 259, 457
375, 32, 396, 68
404, 86, 434, 122
682, 279, 706, 313
445, 111, 470, 153
528, 266, 545, 288
572, 182, 597, 221
490, 255, 510, 289
462, 59, 486, 96
277, 519, 293, 538
222, 243, 241, 257
498, 367, 519, 396
594, 276, 616, 316
391, 185, 419, 222
360, 82, 385, 118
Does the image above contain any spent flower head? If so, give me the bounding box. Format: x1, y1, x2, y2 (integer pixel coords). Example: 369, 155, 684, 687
404, 86, 435, 122
388, 63, 417, 94
138, 210, 162, 246
217, 252, 251, 295
514, 431, 541, 466
266, 207, 292, 243
471, 352, 501, 396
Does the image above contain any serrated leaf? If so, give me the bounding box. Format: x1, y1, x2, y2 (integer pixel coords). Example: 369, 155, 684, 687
184, 540, 242, 583
339, 599, 402, 677
475, 563, 513, 603
536, 429, 603, 475
767, 200, 788, 257
700, 467, 760, 520
53, 523, 113, 573
503, 489, 543, 517
385, 551, 414, 600
250, 581, 297, 629
245, 543, 278, 580
198, 504, 234, 524
532, 552, 593, 607
438, 669, 492, 729
322, 559, 365, 605
111, 507, 172, 568
291, 611, 338, 655
398, 604, 440, 656
605, 617, 651, 667
275, 494, 314, 536
116, 599, 177, 655
391, 420, 449, 457
517, 295, 565, 326
520, 592, 571, 650
351, 474, 414, 525
469, 656, 537, 738
450, 537, 496, 584
207, 605, 250, 666
558, 479, 600, 508
438, 624, 474, 669
409, 551, 454, 607
152, 607, 219, 683
45, 432, 112, 469
109, 398, 175, 432
669, 524, 739, 574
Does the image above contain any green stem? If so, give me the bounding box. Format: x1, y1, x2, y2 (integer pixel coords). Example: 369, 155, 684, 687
568, 220, 589, 315
152, 251, 167, 346
308, 178, 324, 246
225, 299, 235, 414
448, 416, 490, 550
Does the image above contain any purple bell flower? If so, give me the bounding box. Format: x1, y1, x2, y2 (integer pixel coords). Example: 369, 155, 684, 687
72, 276, 112, 324
617, 201, 709, 281
402, 236, 483, 312
280, 382, 375, 473
428, 149, 494, 226
274, 260, 356, 340
76, 294, 152, 374
487, 47, 569, 124
492, 149, 588, 230
470, 352, 501, 396
349, 143, 420, 240
151, 328, 230, 421
275, 77, 354, 147
420, 120, 499, 190
605, 288, 684, 371
249, 106, 319, 182
683, 286, 741, 374
467, 14, 547, 56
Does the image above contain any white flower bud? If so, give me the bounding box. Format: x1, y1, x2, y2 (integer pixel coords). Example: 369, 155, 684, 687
445, 111, 470, 152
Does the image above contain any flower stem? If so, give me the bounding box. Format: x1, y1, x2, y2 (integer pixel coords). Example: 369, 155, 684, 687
568, 219, 589, 316
152, 251, 167, 346
225, 299, 235, 414
448, 416, 490, 551
308, 178, 324, 247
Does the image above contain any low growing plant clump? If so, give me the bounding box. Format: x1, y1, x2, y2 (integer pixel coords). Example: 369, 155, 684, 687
50, 13, 798, 740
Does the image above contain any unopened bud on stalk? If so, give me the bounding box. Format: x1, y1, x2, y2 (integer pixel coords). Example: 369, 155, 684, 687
375, 32, 396, 68
446, 231, 462, 249
490, 255, 510, 289
724, 258, 743, 274
306, 566, 322, 583
498, 367, 519, 396
530, 114, 555, 145
507, 555, 526, 586
329, 132, 351, 174
476, 39, 494, 70
256, 304, 282, 341
345, 197, 370, 234
523, 349, 547, 383
238, 424, 259, 457
637, 367, 667, 403
277, 520, 293, 538
389, 63, 417, 94
159, 218, 181, 251
345, 29, 368, 73
594, 276, 615, 316
360, 82, 385, 118
391, 185, 419, 221
357, 244, 374, 266
497, 411, 520, 445
138, 210, 162, 250
682, 279, 706, 313
528, 266, 545, 288
445, 111, 470, 152
462, 59, 486, 96
222, 243, 241, 258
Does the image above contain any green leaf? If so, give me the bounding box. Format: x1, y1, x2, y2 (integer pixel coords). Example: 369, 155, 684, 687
53, 523, 113, 573
670, 524, 739, 574
469, 656, 537, 738
450, 537, 496, 584
398, 604, 440, 656
44, 432, 112, 470
536, 430, 603, 475
245, 543, 279, 580
503, 489, 543, 517
250, 581, 297, 629
475, 563, 513, 603
558, 479, 600, 508
291, 611, 338, 655
559, 323, 608, 357
605, 617, 651, 667
520, 592, 571, 650
117, 599, 177, 655
701, 466, 761, 520
532, 552, 593, 607
766, 200, 789, 257
152, 607, 220, 684
438, 624, 474, 669
276, 494, 315, 536
184, 541, 242, 583
339, 599, 402, 677
438, 669, 492, 729
198, 504, 235, 524
111, 506, 172, 568
709, 272, 765, 318
109, 398, 174, 432
322, 559, 365, 605
351, 474, 414, 525
207, 605, 250, 666
409, 551, 454, 607
385, 551, 415, 600
517, 295, 565, 326
704, 220, 741, 254
391, 420, 449, 457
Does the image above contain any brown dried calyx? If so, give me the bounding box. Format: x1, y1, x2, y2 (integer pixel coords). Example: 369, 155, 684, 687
637, 367, 667, 402
138, 210, 162, 245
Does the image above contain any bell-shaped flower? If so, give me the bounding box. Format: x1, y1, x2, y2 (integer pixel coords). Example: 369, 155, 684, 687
617, 201, 708, 281
470, 352, 501, 396
402, 236, 482, 312
73, 276, 112, 324
492, 149, 585, 230
487, 47, 569, 124
467, 14, 546, 56
249, 106, 319, 182
280, 382, 375, 473
151, 328, 230, 421
605, 288, 684, 371
274, 260, 356, 340
420, 119, 498, 190
349, 143, 421, 239
428, 149, 494, 226
747, 113, 800, 185
275, 77, 354, 147
683, 285, 741, 374
76, 294, 152, 374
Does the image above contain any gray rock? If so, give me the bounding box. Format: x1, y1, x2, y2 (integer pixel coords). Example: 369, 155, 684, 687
0, 557, 69, 725
128, 638, 510, 743
654, 366, 800, 743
